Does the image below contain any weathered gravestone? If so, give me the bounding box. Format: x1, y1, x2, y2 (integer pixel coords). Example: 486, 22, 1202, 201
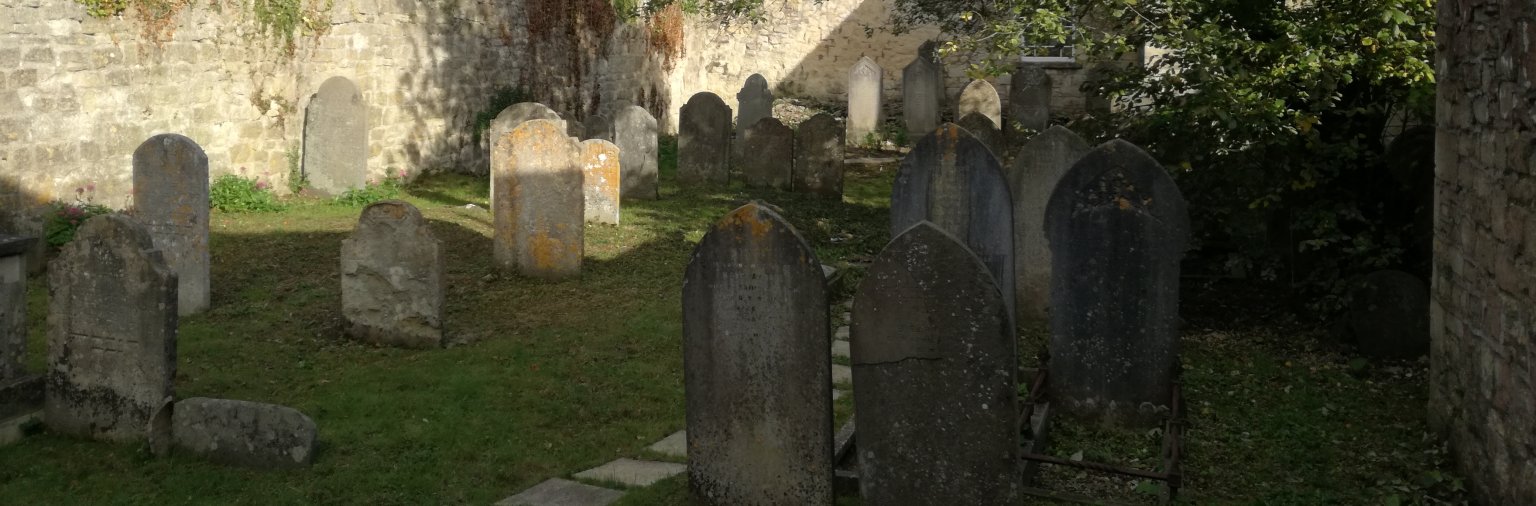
132, 134, 210, 317
0, 235, 35, 382
902, 48, 943, 140
890, 123, 1016, 322
794, 113, 845, 199
682, 202, 833, 505
739, 118, 794, 190
1345, 270, 1430, 358
957, 111, 1004, 159
1007, 65, 1052, 144
171, 397, 318, 469
678, 92, 732, 186
735, 74, 774, 145
851, 222, 1020, 505
340, 200, 445, 349
492, 119, 585, 280
847, 56, 884, 144
488, 103, 564, 208
957, 79, 1003, 130
1007, 126, 1090, 324
302, 76, 367, 196
587, 112, 613, 141
46, 215, 176, 442
580, 139, 622, 224
1045, 139, 1190, 424
612, 105, 658, 200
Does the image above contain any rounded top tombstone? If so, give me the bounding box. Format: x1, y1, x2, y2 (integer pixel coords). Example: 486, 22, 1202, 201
1045, 139, 1190, 251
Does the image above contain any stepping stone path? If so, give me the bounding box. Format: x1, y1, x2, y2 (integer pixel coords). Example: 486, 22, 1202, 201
495, 479, 624, 506
573, 458, 685, 487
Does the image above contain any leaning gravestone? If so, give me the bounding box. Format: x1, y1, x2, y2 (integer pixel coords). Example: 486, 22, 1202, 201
740, 118, 794, 190
847, 56, 884, 144
957, 79, 1003, 130
1346, 270, 1430, 358
735, 74, 774, 144
957, 111, 1004, 159
579, 139, 622, 224
678, 92, 732, 186
0, 235, 35, 382
890, 123, 1016, 321
46, 215, 176, 442
682, 202, 833, 505
1007, 65, 1052, 145
340, 200, 445, 349
302, 76, 367, 196
1007, 126, 1090, 324
852, 222, 1020, 504
612, 105, 658, 200
132, 134, 210, 317
1045, 139, 1189, 424
171, 397, 318, 469
902, 50, 943, 139
492, 119, 585, 280
794, 113, 845, 198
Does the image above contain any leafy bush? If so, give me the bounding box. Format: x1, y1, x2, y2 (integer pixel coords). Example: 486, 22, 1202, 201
210, 174, 284, 213
333, 171, 407, 207
44, 202, 114, 248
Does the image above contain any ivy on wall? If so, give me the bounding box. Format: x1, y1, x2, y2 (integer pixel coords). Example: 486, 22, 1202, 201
73, 0, 332, 52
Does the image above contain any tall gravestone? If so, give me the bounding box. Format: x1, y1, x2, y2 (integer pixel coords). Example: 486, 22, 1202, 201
489, 103, 565, 208
902, 49, 943, 139
1007, 65, 1053, 144
682, 202, 833, 505
492, 119, 585, 280
678, 92, 732, 186
1007, 126, 1090, 323
580, 139, 622, 224
612, 105, 659, 200
794, 113, 845, 199
957, 79, 1003, 129
890, 123, 1016, 322
852, 222, 1020, 504
735, 74, 774, 144
0, 235, 35, 382
302, 76, 367, 196
340, 200, 445, 349
740, 118, 794, 190
957, 112, 1004, 159
1045, 139, 1189, 424
132, 134, 210, 317
847, 56, 884, 144
46, 215, 176, 442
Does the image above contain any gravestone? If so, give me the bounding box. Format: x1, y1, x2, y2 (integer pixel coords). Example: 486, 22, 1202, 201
132, 134, 210, 317
612, 105, 658, 200
489, 103, 565, 208
902, 50, 943, 139
794, 113, 845, 199
171, 397, 318, 469
0, 235, 35, 382
957, 79, 1002, 130
45, 215, 176, 442
492, 119, 585, 280
580, 139, 622, 224
739, 118, 794, 190
735, 74, 774, 144
340, 200, 445, 349
1007, 65, 1052, 145
1007, 126, 1090, 323
1045, 139, 1189, 424
847, 56, 884, 144
302, 76, 367, 196
587, 112, 613, 141
851, 222, 1020, 504
1345, 270, 1430, 358
678, 92, 732, 186
890, 123, 1016, 322
957, 112, 1004, 159
682, 203, 833, 505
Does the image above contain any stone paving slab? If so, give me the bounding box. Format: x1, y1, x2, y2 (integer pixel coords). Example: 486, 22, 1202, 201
646, 430, 686, 458
573, 458, 685, 487
835, 326, 850, 340
495, 478, 623, 506
832, 364, 852, 385
832, 389, 846, 401
832, 340, 850, 359
846, 157, 899, 165
822, 264, 838, 279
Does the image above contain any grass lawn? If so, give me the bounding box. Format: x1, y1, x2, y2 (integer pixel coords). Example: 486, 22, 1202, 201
1, 138, 1464, 505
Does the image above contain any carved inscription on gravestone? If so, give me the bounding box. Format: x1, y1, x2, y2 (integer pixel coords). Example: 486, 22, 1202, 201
302, 76, 367, 196
133, 133, 210, 316
580, 139, 622, 224
492, 119, 585, 280
679, 93, 732, 186
847, 56, 884, 144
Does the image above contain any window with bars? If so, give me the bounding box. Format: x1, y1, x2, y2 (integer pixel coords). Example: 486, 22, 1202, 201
1019, 22, 1077, 63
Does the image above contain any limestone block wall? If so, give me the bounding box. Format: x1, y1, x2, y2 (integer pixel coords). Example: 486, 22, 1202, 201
1429, 0, 1536, 501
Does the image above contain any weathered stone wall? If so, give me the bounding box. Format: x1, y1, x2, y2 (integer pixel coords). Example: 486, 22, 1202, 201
1430, 0, 1536, 501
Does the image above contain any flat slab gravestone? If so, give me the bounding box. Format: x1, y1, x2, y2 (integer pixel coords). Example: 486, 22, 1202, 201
902, 50, 943, 140
794, 113, 845, 198
851, 222, 1021, 505
302, 76, 367, 196
957, 79, 1003, 130
45, 215, 176, 442
133, 134, 210, 316
847, 56, 884, 145
170, 397, 318, 469
496, 479, 624, 506
1007, 65, 1053, 144
580, 140, 622, 225
574, 458, 686, 488
678, 92, 732, 186
1045, 139, 1190, 424
740, 118, 794, 190
736, 73, 774, 146
1006, 126, 1091, 324
1346, 270, 1430, 358
340, 200, 445, 349
0, 235, 36, 382
957, 111, 1004, 159
890, 123, 1016, 322
682, 203, 833, 505
493, 119, 585, 280
612, 105, 659, 200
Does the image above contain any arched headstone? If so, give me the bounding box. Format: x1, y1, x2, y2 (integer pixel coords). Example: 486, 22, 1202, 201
492, 119, 584, 280
735, 74, 774, 143
902, 52, 943, 139
679, 92, 732, 186
612, 105, 659, 200
852, 222, 1020, 504
579, 139, 622, 225
132, 134, 209, 316
957, 111, 1004, 159
302, 76, 367, 196
1007, 65, 1052, 144
340, 200, 444, 349
683, 202, 833, 505
740, 118, 793, 190
488, 103, 564, 207
847, 56, 884, 144
1006, 126, 1090, 323
793, 113, 845, 199
957, 79, 1002, 129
